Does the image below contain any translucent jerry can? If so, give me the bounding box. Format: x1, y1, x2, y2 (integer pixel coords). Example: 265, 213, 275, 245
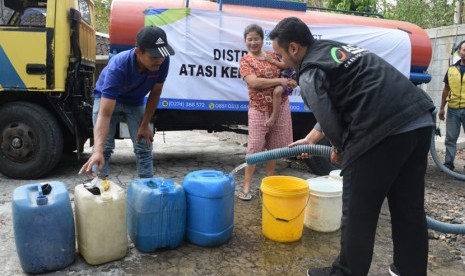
74, 179, 127, 265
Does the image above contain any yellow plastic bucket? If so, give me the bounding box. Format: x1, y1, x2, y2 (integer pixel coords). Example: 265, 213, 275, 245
260, 176, 309, 242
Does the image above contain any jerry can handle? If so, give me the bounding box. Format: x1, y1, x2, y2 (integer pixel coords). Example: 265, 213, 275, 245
146, 178, 161, 189
200, 171, 221, 178
36, 184, 48, 206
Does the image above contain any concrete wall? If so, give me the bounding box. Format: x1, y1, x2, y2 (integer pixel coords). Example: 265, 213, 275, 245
424, 25, 465, 144
424, 25, 465, 106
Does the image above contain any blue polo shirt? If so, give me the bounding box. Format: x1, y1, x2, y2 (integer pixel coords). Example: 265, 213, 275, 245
94, 48, 170, 106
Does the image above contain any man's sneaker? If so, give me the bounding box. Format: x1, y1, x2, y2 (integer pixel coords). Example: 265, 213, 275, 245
389, 263, 400, 276
307, 267, 342, 276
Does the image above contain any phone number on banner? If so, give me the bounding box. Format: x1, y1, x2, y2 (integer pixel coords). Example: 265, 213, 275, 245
158, 99, 310, 112
159, 99, 249, 111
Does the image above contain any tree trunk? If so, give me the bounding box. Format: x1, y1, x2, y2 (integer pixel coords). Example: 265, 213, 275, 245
456, 0, 463, 24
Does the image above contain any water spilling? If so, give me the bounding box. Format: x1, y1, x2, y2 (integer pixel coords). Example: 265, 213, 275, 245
229, 162, 247, 176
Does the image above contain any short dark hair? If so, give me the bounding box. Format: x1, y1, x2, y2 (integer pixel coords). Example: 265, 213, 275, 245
456, 40, 465, 52
269, 17, 314, 49
243, 24, 264, 40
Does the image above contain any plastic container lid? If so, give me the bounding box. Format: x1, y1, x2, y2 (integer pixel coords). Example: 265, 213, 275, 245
183, 170, 234, 198
307, 177, 342, 196
329, 170, 342, 181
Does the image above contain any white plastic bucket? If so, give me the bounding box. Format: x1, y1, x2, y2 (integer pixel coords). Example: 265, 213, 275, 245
304, 176, 343, 232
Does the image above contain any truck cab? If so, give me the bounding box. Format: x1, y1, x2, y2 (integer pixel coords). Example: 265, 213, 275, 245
0, 0, 96, 178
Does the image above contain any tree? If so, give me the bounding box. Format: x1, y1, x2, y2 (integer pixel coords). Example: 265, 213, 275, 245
324, 0, 378, 13
306, 0, 325, 7
456, 0, 463, 24
323, 0, 458, 29
92, 0, 460, 32
383, 0, 455, 29
94, 0, 112, 33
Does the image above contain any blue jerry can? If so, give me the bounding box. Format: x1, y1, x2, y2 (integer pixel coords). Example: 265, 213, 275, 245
183, 170, 236, 247
127, 177, 186, 252
12, 182, 75, 274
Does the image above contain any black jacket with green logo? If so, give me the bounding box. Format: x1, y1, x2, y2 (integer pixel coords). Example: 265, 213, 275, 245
298, 39, 434, 168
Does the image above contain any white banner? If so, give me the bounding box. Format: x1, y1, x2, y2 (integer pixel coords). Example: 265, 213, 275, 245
149, 9, 411, 112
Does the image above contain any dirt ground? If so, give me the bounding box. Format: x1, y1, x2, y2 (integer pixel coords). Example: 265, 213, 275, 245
0, 130, 464, 275
214, 130, 465, 266
424, 149, 465, 264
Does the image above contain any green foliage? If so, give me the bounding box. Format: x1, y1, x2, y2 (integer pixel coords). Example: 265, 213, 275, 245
94, 0, 112, 33
92, 0, 458, 32
323, 0, 457, 29
324, 0, 378, 13
382, 0, 455, 29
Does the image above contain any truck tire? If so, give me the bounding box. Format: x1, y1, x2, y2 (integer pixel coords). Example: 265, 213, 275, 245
0, 102, 63, 179
304, 138, 340, 176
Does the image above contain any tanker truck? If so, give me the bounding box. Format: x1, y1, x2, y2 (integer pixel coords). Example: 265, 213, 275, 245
108, 0, 432, 175
0, 0, 432, 179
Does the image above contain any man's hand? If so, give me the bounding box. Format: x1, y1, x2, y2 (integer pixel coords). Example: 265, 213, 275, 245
78, 151, 105, 176
137, 125, 154, 147
438, 108, 445, 121
288, 128, 325, 159
331, 148, 343, 165
289, 137, 312, 159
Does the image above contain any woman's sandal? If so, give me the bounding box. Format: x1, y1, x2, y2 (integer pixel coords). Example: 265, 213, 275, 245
236, 190, 252, 201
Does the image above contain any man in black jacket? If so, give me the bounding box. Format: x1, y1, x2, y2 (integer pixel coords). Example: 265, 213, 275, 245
269, 17, 434, 276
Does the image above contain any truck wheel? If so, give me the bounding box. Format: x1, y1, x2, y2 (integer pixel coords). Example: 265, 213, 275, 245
304, 139, 340, 176
0, 102, 63, 179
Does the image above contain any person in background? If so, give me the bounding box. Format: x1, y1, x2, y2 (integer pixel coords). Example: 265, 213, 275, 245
269, 17, 434, 276
237, 23, 296, 201
79, 26, 174, 178
439, 40, 465, 171
264, 54, 297, 127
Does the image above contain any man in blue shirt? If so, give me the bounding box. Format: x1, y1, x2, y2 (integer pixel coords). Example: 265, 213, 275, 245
79, 26, 174, 178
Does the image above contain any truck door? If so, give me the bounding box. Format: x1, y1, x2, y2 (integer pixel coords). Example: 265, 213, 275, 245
0, 3, 48, 91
